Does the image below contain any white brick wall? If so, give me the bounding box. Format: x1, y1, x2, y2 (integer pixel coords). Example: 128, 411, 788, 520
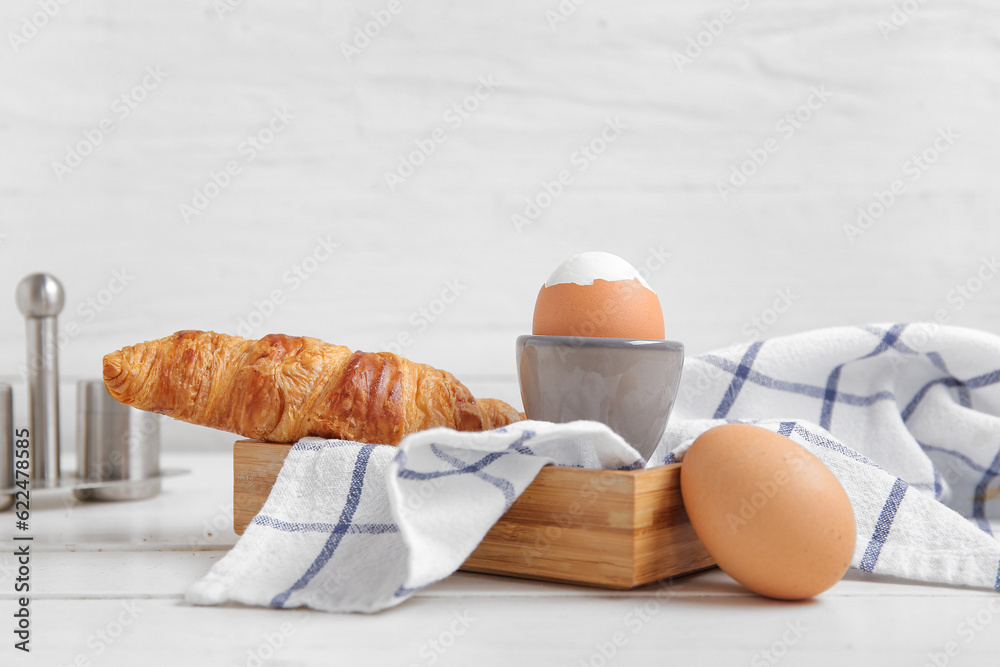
1, 0, 997, 449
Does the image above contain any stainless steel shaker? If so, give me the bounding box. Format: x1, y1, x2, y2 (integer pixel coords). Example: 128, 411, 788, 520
15, 273, 65, 485
0, 384, 12, 510
74, 380, 161, 501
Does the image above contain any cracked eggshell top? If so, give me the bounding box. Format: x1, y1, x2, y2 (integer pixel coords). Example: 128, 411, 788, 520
532, 252, 665, 339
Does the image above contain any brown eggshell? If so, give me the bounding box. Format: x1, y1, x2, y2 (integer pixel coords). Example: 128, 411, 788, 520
680, 423, 856, 600
532, 279, 665, 339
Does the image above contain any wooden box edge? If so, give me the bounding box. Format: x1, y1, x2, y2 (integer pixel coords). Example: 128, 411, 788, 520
232, 440, 714, 590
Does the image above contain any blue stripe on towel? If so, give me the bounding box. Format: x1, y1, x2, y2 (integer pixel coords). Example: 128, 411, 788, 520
921, 444, 991, 474
294, 440, 360, 452
269, 444, 376, 608
713, 341, 764, 419
927, 353, 973, 408
505, 430, 537, 455
870, 324, 908, 356
860, 479, 908, 572
820, 327, 910, 430
699, 356, 896, 407
252, 515, 398, 535
932, 467, 944, 500
926, 351, 950, 374
791, 423, 883, 470
860, 324, 913, 357
429, 444, 516, 507
819, 366, 842, 430
394, 583, 422, 598
397, 450, 510, 481
706, 419, 883, 471
900, 377, 964, 422
965, 367, 1000, 390
394, 578, 446, 598
902, 366, 1000, 423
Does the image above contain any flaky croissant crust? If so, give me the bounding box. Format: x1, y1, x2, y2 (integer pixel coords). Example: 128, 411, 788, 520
103, 330, 524, 445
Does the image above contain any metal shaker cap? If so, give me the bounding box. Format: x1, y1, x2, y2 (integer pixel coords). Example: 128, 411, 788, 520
74, 380, 160, 501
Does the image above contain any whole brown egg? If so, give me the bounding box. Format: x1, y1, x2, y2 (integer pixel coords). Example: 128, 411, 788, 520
681, 423, 857, 600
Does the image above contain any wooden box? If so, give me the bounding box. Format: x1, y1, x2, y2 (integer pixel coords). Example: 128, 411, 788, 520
233, 440, 715, 589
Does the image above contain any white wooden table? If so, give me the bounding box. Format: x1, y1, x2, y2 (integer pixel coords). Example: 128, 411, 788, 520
2, 449, 998, 666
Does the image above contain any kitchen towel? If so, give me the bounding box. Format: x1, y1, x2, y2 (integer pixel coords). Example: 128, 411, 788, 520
187, 323, 1000, 612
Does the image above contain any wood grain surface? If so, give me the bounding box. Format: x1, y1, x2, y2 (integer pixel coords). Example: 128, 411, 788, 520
233, 439, 715, 588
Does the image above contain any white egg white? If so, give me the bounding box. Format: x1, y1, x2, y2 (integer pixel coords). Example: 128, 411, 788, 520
543, 251, 652, 289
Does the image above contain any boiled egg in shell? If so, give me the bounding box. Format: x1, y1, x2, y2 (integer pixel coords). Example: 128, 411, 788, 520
532, 252, 665, 340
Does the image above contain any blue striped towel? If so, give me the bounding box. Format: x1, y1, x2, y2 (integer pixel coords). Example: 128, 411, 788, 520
187, 323, 1000, 612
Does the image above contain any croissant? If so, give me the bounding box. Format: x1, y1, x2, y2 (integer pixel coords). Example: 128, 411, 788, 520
102, 330, 524, 445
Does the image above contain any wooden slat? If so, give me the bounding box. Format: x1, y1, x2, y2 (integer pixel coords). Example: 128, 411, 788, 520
233, 440, 714, 589
233, 440, 294, 538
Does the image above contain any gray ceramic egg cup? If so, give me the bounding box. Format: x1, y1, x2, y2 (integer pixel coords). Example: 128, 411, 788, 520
516, 335, 685, 462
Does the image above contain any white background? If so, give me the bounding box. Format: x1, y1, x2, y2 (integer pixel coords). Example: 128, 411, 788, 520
1, 0, 998, 450
2, 4, 1000, 666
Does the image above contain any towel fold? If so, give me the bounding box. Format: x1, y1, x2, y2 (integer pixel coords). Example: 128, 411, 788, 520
187, 323, 1000, 612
